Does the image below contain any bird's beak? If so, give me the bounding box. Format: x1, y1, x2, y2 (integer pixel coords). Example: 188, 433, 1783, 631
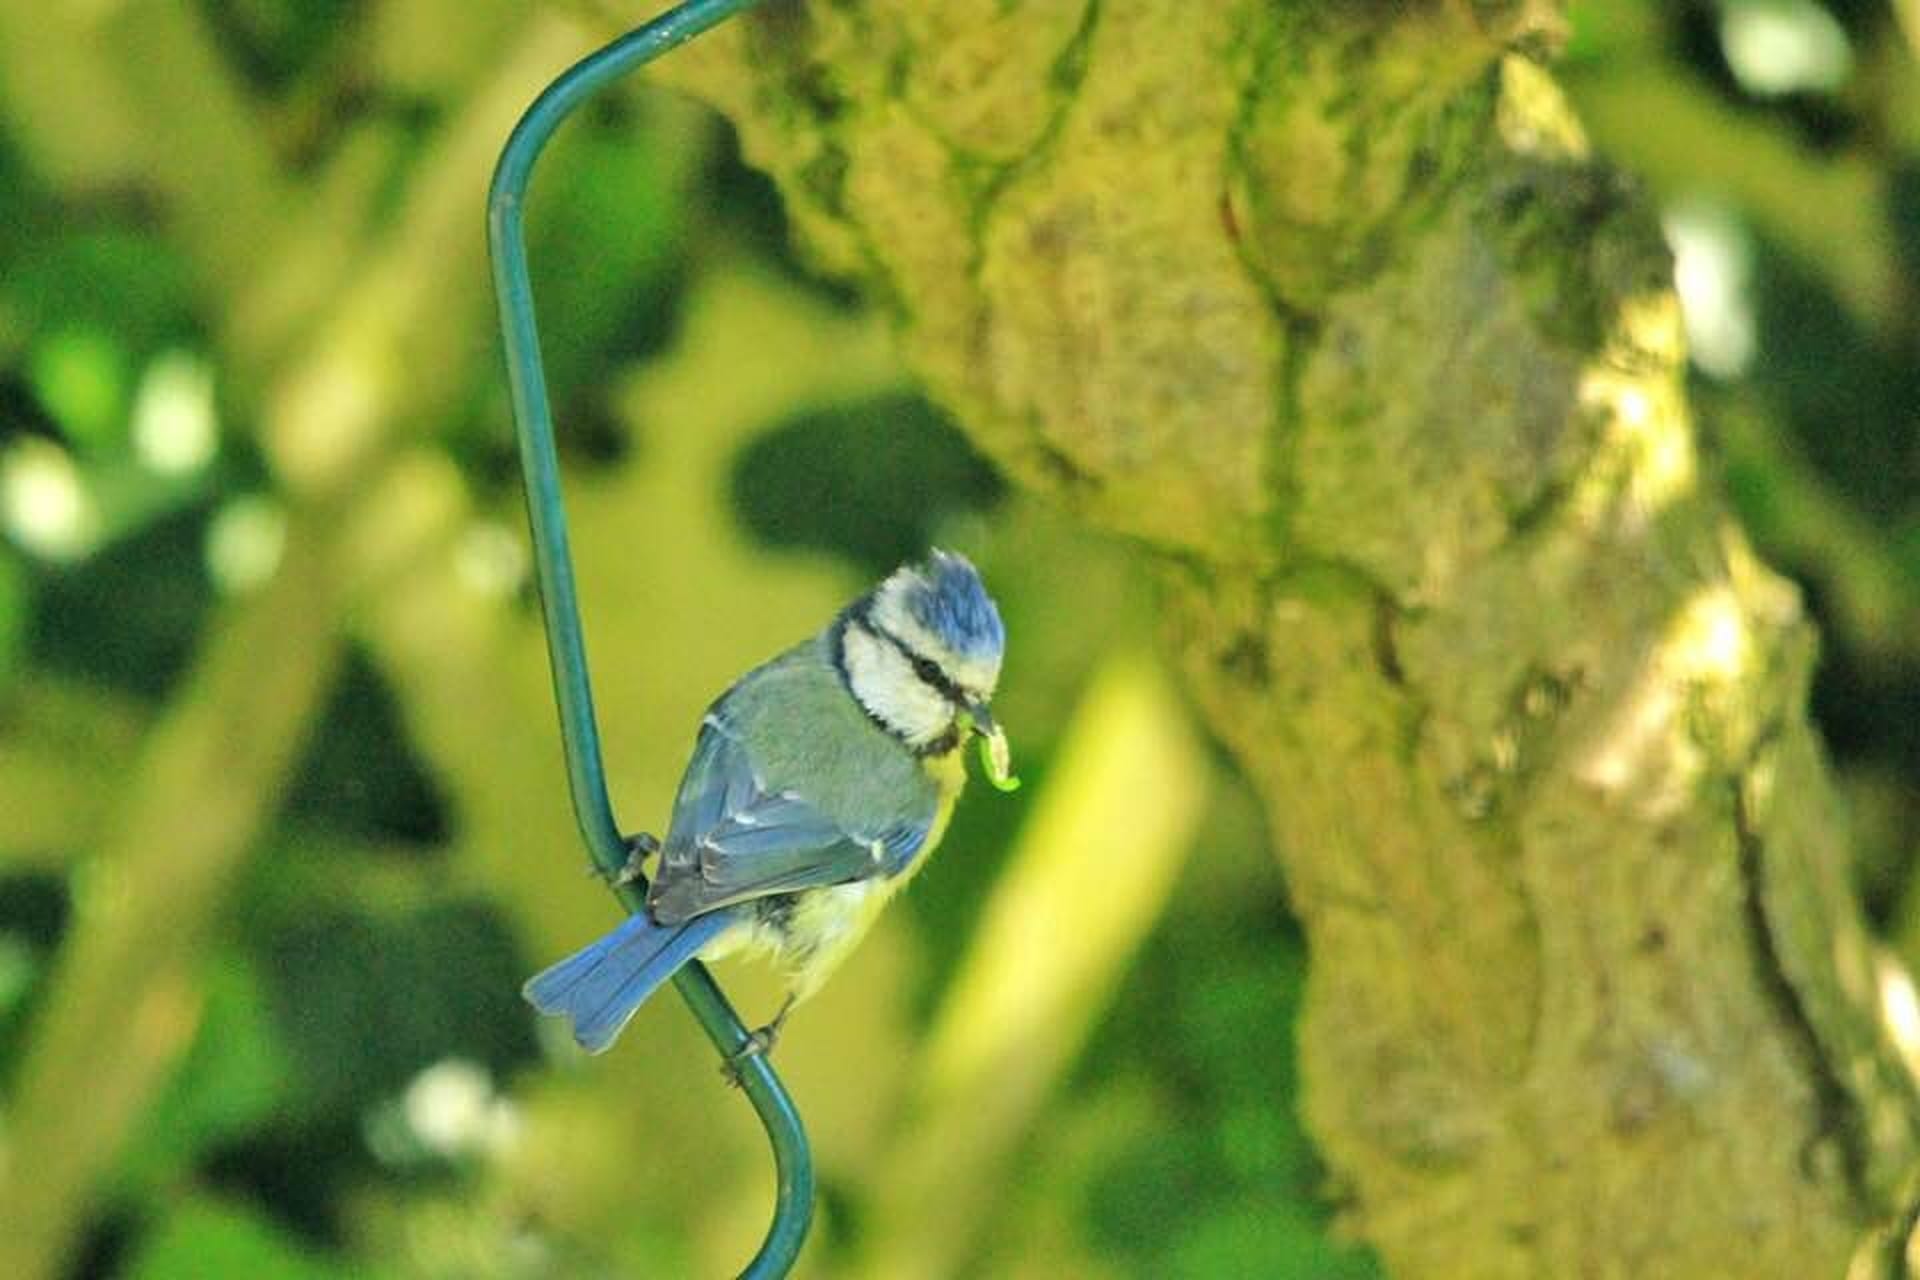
964, 699, 1020, 792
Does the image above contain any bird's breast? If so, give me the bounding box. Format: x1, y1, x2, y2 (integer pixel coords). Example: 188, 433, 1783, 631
752, 879, 896, 1003
729, 769, 964, 1005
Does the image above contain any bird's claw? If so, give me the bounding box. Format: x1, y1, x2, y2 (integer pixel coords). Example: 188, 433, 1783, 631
720, 1024, 780, 1089
589, 832, 659, 886
719, 996, 795, 1089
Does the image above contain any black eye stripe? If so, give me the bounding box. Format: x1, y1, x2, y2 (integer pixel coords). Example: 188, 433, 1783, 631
864, 614, 967, 704
831, 614, 962, 756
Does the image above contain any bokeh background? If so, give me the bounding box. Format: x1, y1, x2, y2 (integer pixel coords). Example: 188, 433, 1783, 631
0, 2, 1914, 1276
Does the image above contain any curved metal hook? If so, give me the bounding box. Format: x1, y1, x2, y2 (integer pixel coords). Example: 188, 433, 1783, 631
485, 3, 812, 1276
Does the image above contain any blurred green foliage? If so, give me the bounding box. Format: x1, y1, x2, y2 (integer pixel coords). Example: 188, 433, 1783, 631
0, 1, 1913, 1277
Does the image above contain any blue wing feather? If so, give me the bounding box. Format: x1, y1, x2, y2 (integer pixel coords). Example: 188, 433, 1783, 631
874, 815, 935, 877
648, 717, 925, 922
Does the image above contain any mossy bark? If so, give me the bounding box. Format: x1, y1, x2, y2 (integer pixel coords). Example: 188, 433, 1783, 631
623, 1, 1920, 1273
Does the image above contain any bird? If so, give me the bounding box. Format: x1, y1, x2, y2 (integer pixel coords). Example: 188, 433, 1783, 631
523, 549, 1017, 1061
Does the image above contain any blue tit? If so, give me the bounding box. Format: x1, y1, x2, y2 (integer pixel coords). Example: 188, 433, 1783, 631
524, 549, 1016, 1057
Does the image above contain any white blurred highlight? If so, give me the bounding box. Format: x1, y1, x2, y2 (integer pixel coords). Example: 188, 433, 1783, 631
205, 495, 287, 594
401, 1058, 520, 1160
1878, 954, 1920, 1080
1663, 200, 1757, 380
131, 351, 219, 475
1, 439, 98, 561
1720, 0, 1852, 97
454, 520, 528, 599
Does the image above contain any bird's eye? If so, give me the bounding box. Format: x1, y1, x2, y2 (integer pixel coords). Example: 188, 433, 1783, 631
911, 655, 942, 685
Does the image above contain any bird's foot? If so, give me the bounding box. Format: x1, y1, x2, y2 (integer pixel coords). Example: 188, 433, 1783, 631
591, 832, 659, 886
719, 996, 797, 1089
720, 1025, 779, 1089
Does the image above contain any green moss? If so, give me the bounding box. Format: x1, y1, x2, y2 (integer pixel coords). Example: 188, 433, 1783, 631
657, 4, 1915, 1274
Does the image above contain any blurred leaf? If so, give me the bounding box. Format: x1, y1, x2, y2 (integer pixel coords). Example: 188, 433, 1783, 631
0, 131, 40, 252
117, 959, 289, 1197
279, 646, 452, 847
525, 102, 691, 413
1891, 158, 1920, 285
0, 872, 71, 950
1711, 391, 1920, 664
85, 458, 220, 550
0, 932, 34, 1025
197, 0, 361, 94
1171, 938, 1305, 1107
27, 325, 129, 453
1561, 0, 1658, 66
0, 546, 25, 685
3, 228, 199, 358
257, 900, 537, 1125
27, 502, 214, 698
1167, 1200, 1380, 1280
454, 92, 713, 481
1084, 1126, 1227, 1262
0, 874, 67, 1065
1217, 1102, 1315, 1189
731, 392, 1004, 577
120, 1196, 361, 1280
1746, 235, 1913, 519
1073, 841, 1341, 1274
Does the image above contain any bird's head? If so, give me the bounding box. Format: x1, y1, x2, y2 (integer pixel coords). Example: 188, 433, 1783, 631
838, 550, 1009, 772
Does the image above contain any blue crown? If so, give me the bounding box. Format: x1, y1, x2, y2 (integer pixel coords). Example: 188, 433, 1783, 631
906, 550, 1004, 661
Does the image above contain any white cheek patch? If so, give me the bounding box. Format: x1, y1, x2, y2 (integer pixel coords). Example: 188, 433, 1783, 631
842, 623, 953, 747
870, 582, 1002, 698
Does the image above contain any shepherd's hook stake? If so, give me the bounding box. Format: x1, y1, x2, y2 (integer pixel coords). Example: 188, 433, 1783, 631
485, 3, 811, 1276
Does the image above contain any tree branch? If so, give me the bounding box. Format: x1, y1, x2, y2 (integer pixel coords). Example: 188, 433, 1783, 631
632, 1, 1920, 1272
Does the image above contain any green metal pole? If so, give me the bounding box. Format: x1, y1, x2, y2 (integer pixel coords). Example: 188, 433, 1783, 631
485, 4, 813, 1276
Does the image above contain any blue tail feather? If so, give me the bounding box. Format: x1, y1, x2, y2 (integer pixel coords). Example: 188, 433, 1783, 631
524, 908, 738, 1053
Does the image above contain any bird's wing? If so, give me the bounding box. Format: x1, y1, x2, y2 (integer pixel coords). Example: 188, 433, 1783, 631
647, 717, 931, 924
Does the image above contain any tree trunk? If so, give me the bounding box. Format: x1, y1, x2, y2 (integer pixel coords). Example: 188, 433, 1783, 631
633, 2, 1920, 1273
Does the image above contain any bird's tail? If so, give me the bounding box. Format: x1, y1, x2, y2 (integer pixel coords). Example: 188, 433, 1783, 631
523, 908, 738, 1053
